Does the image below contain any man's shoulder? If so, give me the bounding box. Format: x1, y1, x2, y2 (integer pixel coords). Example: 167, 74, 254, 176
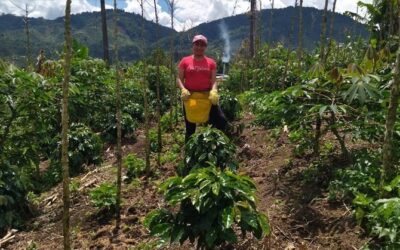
205, 56, 216, 67
205, 56, 216, 64
181, 55, 193, 61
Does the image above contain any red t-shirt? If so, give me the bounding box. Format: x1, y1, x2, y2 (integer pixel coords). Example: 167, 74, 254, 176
178, 55, 216, 91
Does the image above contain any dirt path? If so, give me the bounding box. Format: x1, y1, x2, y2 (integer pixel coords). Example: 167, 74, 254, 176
234, 112, 368, 249
4, 113, 369, 250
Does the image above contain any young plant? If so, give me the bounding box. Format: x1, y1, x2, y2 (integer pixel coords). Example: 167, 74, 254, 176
184, 127, 238, 174
51, 123, 103, 175
328, 150, 381, 202
69, 179, 81, 197
124, 153, 145, 180
354, 192, 400, 249
149, 128, 159, 153
219, 92, 242, 121
144, 166, 270, 249
89, 183, 117, 212
160, 151, 178, 165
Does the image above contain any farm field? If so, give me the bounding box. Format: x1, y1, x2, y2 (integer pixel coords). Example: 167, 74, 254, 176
1, 0, 400, 249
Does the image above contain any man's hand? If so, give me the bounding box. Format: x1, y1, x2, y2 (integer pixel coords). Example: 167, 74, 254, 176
181, 88, 191, 101
209, 89, 219, 105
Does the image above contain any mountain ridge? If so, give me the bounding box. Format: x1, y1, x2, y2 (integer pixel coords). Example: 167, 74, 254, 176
0, 7, 368, 65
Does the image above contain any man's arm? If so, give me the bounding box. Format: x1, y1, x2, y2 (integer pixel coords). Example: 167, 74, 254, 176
210, 68, 217, 91
177, 67, 186, 90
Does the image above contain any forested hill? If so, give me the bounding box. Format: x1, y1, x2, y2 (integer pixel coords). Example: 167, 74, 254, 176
0, 7, 368, 65
179, 6, 369, 56
0, 10, 176, 65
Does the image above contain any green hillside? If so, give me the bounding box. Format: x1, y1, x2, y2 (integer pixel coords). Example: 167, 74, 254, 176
0, 7, 368, 65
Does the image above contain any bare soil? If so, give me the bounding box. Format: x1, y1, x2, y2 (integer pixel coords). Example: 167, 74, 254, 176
3, 112, 370, 250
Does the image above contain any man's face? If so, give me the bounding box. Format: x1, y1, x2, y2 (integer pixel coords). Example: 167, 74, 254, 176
193, 41, 207, 56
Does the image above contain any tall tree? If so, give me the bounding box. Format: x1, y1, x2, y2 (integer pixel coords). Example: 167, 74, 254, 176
325, 0, 338, 61
139, 0, 151, 175
153, 0, 163, 167
282, 0, 298, 86
62, 0, 72, 248
264, 0, 274, 90
297, 0, 304, 62
314, 0, 330, 156
250, 0, 257, 57
267, 0, 274, 46
164, 0, 179, 124
23, 4, 32, 69
100, 0, 110, 66
320, 0, 330, 64
388, 0, 394, 37
382, 0, 400, 184
256, 0, 263, 54
9, 1, 32, 68
113, 0, 123, 229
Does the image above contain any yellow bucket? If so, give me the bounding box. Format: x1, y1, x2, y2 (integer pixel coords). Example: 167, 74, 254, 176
184, 92, 212, 123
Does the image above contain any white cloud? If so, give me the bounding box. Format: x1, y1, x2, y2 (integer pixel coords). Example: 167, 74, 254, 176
0, 0, 373, 31
0, 0, 102, 19
124, 0, 373, 31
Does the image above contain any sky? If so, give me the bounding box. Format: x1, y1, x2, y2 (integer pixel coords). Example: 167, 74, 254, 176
0, 0, 373, 31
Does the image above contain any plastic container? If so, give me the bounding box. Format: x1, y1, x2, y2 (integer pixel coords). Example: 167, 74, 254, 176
184, 92, 212, 123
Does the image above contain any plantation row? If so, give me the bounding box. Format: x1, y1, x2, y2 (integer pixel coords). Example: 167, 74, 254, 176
0, 39, 245, 240
226, 37, 400, 248
0, 42, 172, 230
3, 0, 400, 248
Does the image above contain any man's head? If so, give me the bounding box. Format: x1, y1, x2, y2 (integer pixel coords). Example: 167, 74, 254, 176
192, 35, 207, 56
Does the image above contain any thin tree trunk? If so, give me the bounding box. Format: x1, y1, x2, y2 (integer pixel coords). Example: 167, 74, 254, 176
329, 112, 349, 159
62, 0, 72, 249
100, 0, 110, 67
113, 0, 123, 229
325, 0, 337, 62
166, 0, 178, 125
250, 0, 257, 57
153, 0, 162, 167
382, 51, 400, 181
382, 0, 400, 184
314, 117, 322, 156
24, 4, 32, 69
319, 0, 329, 64
314, 0, 330, 156
140, 0, 151, 175
264, 0, 274, 90
297, 0, 304, 63
256, 0, 263, 55
267, 0, 274, 45
282, 0, 297, 87
388, 0, 394, 38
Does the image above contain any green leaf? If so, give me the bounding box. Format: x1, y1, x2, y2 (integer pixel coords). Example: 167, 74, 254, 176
205, 228, 217, 248
151, 223, 172, 239
168, 190, 192, 204
159, 177, 181, 191
221, 228, 238, 243
330, 104, 338, 114
319, 105, 328, 116
0, 195, 9, 206
241, 211, 259, 229
212, 182, 220, 196
221, 206, 234, 229
170, 225, 185, 243
355, 207, 365, 225
353, 193, 373, 206
257, 213, 270, 237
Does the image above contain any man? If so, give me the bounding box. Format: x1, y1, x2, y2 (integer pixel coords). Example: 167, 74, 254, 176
177, 34, 227, 142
